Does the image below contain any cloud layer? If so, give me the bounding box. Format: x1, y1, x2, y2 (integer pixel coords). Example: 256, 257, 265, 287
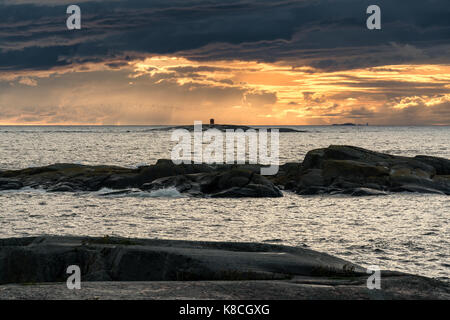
0, 0, 449, 125
1, 0, 450, 71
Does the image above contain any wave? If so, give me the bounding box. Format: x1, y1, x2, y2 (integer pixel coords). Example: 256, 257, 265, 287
146, 187, 184, 198
0, 186, 48, 194
95, 187, 184, 198
0, 186, 185, 199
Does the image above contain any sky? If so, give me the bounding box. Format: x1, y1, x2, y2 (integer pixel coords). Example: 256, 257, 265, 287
0, 0, 449, 125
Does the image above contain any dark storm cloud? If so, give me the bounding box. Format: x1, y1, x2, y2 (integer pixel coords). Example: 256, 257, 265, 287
0, 0, 449, 72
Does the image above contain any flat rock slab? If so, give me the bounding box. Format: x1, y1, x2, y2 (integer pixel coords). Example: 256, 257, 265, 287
0, 236, 367, 284
0, 276, 448, 300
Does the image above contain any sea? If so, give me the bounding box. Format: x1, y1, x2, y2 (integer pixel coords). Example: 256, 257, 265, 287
0, 125, 449, 281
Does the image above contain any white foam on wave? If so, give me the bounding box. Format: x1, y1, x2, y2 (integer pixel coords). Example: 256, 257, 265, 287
0, 186, 47, 195
131, 163, 150, 169
145, 187, 184, 198
94, 187, 184, 198
1, 186, 185, 198
94, 187, 117, 195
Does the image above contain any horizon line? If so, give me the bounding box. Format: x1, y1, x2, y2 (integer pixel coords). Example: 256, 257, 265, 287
0, 124, 449, 127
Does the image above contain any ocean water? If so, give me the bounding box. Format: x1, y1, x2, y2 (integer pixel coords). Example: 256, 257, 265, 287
0, 126, 449, 281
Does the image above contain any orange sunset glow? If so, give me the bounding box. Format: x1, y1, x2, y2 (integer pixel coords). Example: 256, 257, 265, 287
1, 56, 449, 125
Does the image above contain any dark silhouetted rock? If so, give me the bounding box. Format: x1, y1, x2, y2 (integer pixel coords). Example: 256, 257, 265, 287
0, 236, 364, 284
0, 236, 448, 300
1, 146, 449, 197
48, 183, 76, 192
283, 145, 450, 196
414, 155, 450, 175
0, 178, 23, 190
143, 169, 282, 198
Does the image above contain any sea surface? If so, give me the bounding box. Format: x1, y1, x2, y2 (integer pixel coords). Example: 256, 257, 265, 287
0, 125, 449, 281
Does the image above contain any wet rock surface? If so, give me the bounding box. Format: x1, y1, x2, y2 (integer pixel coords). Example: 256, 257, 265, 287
0, 236, 365, 284
0, 236, 448, 300
1, 146, 449, 197
142, 169, 282, 198
0, 159, 280, 197
0, 178, 23, 190
277, 145, 450, 196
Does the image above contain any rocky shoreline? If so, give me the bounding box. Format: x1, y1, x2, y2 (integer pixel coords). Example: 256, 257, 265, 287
278, 145, 450, 196
1, 145, 449, 197
0, 236, 448, 299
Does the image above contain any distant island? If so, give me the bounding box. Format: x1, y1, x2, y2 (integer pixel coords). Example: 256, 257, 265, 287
149, 124, 306, 132
332, 123, 369, 126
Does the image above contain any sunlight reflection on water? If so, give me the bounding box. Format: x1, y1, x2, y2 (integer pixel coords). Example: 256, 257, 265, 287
0, 126, 449, 281
0, 189, 448, 281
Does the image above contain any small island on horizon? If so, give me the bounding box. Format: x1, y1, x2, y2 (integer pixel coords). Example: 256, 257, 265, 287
149, 119, 307, 132
332, 122, 369, 126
